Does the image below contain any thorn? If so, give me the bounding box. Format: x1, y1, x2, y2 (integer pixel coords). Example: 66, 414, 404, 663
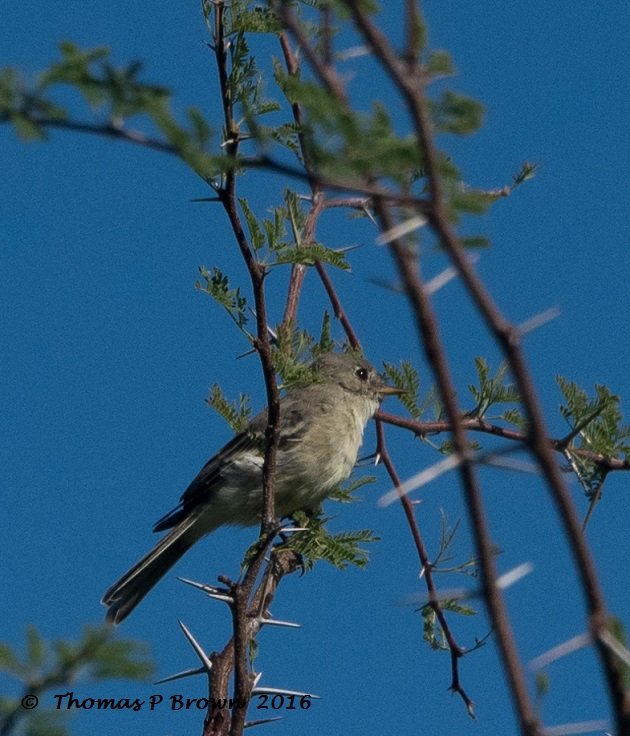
496, 562, 534, 591
244, 716, 284, 728
178, 577, 234, 603
259, 616, 301, 629
480, 454, 540, 474
154, 666, 206, 684
425, 253, 480, 296
178, 620, 213, 674
375, 215, 427, 245
205, 591, 236, 603
380, 442, 542, 508
362, 205, 378, 226
403, 587, 469, 607
336, 243, 363, 254
378, 454, 462, 507
407, 562, 533, 608
518, 306, 561, 336
529, 632, 591, 671
356, 450, 378, 466
374, 452, 382, 466
598, 628, 630, 668
236, 347, 257, 360
541, 719, 610, 736
247, 308, 279, 342
279, 526, 308, 534
252, 685, 320, 699
366, 277, 404, 294
336, 44, 372, 61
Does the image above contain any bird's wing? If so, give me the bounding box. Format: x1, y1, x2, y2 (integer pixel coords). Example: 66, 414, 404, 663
152, 415, 265, 532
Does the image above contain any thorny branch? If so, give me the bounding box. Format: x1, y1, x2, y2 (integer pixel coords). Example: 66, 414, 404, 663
272, 0, 482, 718
375, 419, 474, 716
278, 1, 630, 733
206, 3, 283, 733
376, 411, 630, 475
342, 1, 630, 732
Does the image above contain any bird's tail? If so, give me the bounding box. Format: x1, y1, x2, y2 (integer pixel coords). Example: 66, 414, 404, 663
102, 516, 203, 625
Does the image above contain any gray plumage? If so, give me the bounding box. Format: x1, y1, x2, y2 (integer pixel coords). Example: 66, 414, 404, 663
102, 352, 400, 624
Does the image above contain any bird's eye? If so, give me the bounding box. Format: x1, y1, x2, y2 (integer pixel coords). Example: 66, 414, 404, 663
355, 367, 369, 381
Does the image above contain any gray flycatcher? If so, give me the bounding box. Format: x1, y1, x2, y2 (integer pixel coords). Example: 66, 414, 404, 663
102, 351, 401, 623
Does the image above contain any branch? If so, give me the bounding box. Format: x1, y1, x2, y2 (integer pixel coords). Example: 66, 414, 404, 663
206, 5, 282, 732
376, 411, 630, 474
0, 113, 179, 154
375, 419, 474, 717
344, 1, 630, 731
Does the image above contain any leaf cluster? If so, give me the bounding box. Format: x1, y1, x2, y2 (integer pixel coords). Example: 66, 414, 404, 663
196, 266, 249, 331
240, 190, 350, 270
468, 357, 521, 422
280, 502, 379, 572
0, 42, 217, 175
206, 384, 252, 433
557, 376, 630, 497
0, 626, 153, 736
284, 520, 378, 571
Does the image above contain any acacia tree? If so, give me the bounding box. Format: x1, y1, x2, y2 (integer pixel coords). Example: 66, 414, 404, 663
2, 3, 630, 736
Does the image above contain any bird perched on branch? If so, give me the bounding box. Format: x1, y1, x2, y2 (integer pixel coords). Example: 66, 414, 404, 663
102, 351, 401, 624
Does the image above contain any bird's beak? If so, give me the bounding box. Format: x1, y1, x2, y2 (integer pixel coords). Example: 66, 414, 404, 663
378, 384, 406, 396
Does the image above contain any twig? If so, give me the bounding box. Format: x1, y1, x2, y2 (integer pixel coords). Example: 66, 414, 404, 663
375, 419, 474, 717
375, 411, 630, 474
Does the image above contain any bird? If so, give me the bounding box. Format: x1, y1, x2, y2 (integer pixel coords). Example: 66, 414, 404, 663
102, 351, 401, 624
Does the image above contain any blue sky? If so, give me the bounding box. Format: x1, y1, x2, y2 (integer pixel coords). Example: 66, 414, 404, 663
2, 2, 630, 735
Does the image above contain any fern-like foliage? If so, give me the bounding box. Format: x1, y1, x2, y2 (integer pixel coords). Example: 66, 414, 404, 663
206, 384, 252, 433
557, 376, 630, 498
0, 626, 153, 736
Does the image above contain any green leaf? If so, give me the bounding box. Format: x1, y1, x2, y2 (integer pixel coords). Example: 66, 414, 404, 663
187, 107, 213, 148
608, 618, 630, 690
448, 185, 496, 215
287, 520, 378, 570
11, 113, 45, 141
557, 377, 629, 457
26, 627, 46, 668
512, 161, 539, 187
468, 357, 520, 419
272, 342, 318, 386
282, 503, 379, 571
0, 642, 22, 674
328, 475, 376, 503
501, 407, 528, 431
90, 639, 153, 680
426, 50, 454, 77
206, 384, 252, 433
272, 242, 350, 271
22, 709, 69, 736
196, 266, 249, 330
230, 6, 282, 34
535, 671, 550, 698
317, 311, 335, 353
382, 360, 421, 418
430, 90, 484, 135
557, 376, 630, 497
461, 235, 490, 249
239, 198, 266, 251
